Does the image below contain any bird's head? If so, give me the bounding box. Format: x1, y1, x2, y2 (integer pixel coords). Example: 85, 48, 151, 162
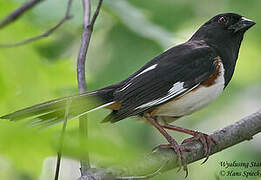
191, 13, 256, 60
207, 13, 255, 33
191, 13, 256, 41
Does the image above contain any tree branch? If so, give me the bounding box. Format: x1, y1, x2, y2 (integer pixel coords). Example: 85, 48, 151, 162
104, 110, 261, 179
0, 0, 44, 29
76, 0, 103, 179
0, 0, 73, 48
77, 0, 103, 92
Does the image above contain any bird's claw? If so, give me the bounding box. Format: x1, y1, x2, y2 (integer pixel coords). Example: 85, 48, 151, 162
153, 142, 190, 178
182, 132, 219, 164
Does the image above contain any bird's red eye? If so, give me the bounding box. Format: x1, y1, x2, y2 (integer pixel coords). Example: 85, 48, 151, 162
218, 17, 227, 24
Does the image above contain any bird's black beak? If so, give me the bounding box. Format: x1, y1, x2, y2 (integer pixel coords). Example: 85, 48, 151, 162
229, 17, 256, 33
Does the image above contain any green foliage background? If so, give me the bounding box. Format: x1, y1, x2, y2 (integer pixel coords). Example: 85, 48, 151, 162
0, 0, 261, 179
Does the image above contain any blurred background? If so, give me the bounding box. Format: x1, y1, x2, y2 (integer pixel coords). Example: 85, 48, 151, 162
0, 0, 261, 179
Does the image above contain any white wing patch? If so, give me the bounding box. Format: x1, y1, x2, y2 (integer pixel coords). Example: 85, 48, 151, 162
168, 82, 184, 94
135, 82, 195, 110
118, 64, 157, 92
134, 64, 157, 78
119, 83, 132, 92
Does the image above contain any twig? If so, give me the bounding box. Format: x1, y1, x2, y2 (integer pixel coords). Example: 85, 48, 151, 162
89, 0, 103, 29
0, 0, 44, 29
77, 0, 103, 92
82, 0, 91, 30
78, 0, 92, 176
54, 100, 71, 180
0, 0, 73, 48
77, 0, 103, 178
108, 110, 261, 178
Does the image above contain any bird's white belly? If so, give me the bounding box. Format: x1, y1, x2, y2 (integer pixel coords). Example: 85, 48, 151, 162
154, 77, 225, 117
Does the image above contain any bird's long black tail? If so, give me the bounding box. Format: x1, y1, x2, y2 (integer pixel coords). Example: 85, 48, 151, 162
0, 88, 115, 127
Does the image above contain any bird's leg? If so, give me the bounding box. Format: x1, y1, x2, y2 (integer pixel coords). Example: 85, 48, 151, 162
162, 124, 219, 164
145, 113, 189, 176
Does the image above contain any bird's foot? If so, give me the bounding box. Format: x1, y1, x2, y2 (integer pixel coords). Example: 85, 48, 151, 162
145, 114, 190, 177
182, 132, 219, 164
153, 141, 190, 177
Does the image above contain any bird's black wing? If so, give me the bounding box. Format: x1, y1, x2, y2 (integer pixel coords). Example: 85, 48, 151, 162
106, 41, 220, 122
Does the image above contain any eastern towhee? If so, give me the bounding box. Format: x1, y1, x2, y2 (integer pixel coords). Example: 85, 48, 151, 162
1, 13, 256, 176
